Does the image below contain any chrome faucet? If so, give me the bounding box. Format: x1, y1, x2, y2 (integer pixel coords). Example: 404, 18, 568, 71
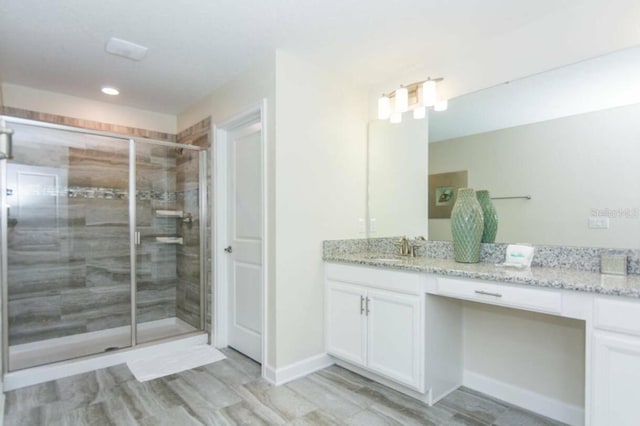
394, 236, 410, 256
409, 236, 426, 257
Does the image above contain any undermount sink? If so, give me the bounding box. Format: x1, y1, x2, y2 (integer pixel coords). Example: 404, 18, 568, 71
362, 255, 404, 262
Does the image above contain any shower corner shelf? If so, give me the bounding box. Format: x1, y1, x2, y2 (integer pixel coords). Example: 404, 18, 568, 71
155, 236, 184, 245
155, 210, 184, 218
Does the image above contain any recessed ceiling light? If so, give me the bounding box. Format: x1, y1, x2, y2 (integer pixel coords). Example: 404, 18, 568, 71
101, 86, 119, 96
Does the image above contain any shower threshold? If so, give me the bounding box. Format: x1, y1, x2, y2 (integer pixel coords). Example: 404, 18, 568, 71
4, 318, 205, 390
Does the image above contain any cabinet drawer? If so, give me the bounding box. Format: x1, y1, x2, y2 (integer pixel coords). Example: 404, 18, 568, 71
594, 298, 640, 336
325, 263, 422, 294
437, 277, 562, 314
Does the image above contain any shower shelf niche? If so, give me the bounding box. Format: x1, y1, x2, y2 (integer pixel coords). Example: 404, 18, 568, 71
155, 209, 184, 218
155, 236, 184, 245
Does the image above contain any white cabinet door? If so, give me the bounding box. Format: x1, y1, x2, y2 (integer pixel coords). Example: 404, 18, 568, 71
592, 331, 640, 426
367, 289, 423, 391
326, 281, 367, 366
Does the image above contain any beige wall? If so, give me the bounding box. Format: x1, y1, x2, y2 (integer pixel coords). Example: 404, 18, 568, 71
463, 302, 585, 407
367, 1, 640, 120
2, 83, 177, 134
429, 103, 640, 249
178, 51, 368, 369
274, 51, 367, 366
179, 53, 278, 367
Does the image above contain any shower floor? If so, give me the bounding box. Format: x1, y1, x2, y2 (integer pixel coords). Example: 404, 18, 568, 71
9, 317, 198, 371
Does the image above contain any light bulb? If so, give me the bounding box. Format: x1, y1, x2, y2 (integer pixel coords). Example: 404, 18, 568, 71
377, 95, 391, 120
422, 80, 436, 107
101, 86, 119, 96
434, 99, 448, 112
394, 86, 408, 113
390, 112, 402, 124
413, 107, 426, 119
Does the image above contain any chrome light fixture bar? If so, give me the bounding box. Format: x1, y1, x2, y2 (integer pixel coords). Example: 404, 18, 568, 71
378, 77, 446, 123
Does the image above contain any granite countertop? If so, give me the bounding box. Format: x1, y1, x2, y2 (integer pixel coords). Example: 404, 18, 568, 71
323, 252, 640, 298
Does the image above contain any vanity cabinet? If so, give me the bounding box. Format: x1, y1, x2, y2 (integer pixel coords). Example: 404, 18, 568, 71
326, 282, 367, 366
324, 259, 640, 425
325, 264, 424, 391
591, 297, 640, 426
592, 331, 640, 426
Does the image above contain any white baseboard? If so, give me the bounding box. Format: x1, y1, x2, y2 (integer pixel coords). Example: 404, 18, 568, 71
463, 370, 584, 426
265, 353, 334, 386
263, 363, 277, 385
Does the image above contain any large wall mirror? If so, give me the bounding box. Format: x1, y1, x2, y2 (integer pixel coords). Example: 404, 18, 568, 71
368, 45, 640, 249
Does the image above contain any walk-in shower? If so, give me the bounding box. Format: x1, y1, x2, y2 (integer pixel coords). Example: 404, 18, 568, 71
0, 117, 208, 375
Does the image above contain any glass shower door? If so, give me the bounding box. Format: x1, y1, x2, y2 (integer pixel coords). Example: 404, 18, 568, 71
1, 122, 133, 371
134, 142, 204, 344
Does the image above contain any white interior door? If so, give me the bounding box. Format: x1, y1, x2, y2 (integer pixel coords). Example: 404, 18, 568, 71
226, 121, 263, 362
6, 164, 67, 228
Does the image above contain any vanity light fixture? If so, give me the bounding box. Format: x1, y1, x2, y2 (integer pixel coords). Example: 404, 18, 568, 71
394, 86, 409, 113
101, 86, 120, 96
422, 79, 437, 107
378, 77, 446, 123
378, 95, 391, 119
390, 112, 402, 124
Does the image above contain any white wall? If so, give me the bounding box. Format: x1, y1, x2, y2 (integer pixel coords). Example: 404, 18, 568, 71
463, 302, 585, 407
368, 119, 428, 238
2, 83, 177, 134
274, 50, 367, 367
367, 0, 640, 120
179, 50, 368, 369
429, 103, 640, 248
179, 53, 278, 367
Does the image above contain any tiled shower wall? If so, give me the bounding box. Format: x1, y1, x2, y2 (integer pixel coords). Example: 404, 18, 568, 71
3, 110, 212, 347
176, 118, 212, 332
7, 137, 181, 345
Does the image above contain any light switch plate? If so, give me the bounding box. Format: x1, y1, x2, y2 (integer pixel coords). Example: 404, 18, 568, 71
589, 217, 610, 229
601, 254, 627, 276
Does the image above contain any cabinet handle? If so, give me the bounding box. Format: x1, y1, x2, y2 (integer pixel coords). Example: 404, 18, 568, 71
474, 290, 503, 298
360, 296, 365, 315
366, 297, 370, 316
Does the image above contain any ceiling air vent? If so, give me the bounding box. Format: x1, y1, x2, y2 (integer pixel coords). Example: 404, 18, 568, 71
105, 37, 148, 61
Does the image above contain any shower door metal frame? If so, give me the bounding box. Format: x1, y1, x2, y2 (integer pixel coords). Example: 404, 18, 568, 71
0, 117, 9, 376
0, 116, 208, 376
129, 139, 137, 347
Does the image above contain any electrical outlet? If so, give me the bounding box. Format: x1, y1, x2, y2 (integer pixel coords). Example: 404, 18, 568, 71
358, 218, 366, 234
370, 218, 377, 234
589, 217, 610, 229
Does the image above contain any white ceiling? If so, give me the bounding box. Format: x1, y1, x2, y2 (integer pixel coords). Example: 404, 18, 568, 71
1, 0, 639, 115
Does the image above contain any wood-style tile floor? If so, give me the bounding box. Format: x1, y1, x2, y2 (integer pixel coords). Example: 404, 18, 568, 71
3, 348, 566, 425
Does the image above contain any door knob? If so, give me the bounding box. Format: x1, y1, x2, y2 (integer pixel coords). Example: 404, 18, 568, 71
224, 246, 233, 253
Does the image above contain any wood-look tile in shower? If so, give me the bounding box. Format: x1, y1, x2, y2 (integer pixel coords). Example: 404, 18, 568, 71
1, 106, 176, 142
